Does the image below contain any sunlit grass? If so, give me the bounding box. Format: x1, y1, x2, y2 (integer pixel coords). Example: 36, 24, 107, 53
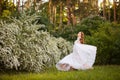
0, 65, 120, 80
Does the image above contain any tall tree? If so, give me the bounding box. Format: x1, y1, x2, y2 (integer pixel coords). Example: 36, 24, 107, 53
66, 0, 72, 25
48, 0, 53, 23
53, 2, 57, 26
71, 0, 77, 26
78, 0, 81, 22
34, 0, 36, 10
113, 0, 117, 23
59, 1, 63, 27
17, 0, 20, 13
107, 0, 111, 21
103, 0, 106, 19
66, 0, 77, 26
91, 0, 99, 14
0, 0, 2, 15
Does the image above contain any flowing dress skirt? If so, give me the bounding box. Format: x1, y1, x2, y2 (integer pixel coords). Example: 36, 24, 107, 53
56, 41, 97, 71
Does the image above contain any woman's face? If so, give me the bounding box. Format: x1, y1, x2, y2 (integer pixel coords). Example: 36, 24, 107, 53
78, 32, 82, 38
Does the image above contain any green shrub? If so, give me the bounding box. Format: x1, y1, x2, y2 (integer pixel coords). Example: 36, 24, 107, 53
85, 22, 120, 65
76, 15, 106, 35
0, 14, 72, 72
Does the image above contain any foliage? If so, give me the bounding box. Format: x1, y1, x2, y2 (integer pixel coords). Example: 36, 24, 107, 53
79, 15, 106, 34
85, 22, 120, 65
16, 8, 52, 27
49, 15, 106, 41
0, 14, 72, 72
34, 14, 52, 27
99, 3, 120, 23
0, 0, 16, 18
2, 10, 11, 17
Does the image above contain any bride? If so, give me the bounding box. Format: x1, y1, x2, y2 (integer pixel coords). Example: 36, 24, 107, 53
56, 32, 97, 71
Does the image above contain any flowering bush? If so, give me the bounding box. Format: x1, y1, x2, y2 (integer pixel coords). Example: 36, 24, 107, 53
0, 14, 72, 72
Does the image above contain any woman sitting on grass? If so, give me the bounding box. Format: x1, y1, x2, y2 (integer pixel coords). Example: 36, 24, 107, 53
56, 32, 97, 71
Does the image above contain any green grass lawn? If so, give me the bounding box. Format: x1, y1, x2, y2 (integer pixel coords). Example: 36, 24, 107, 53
0, 65, 120, 80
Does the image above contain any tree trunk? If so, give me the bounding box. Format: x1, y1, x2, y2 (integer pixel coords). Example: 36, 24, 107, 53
71, 4, 76, 26
108, 0, 111, 21
53, 5, 57, 26
103, 0, 106, 20
49, 0, 53, 23
66, 0, 72, 25
0, 0, 2, 15
17, 0, 20, 13
59, 1, 63, 27
113, 0, 116, 23
95, 0, 99, 14
78, 0, 81, 23
22, 0, 24, 12
34, 0, 36, 10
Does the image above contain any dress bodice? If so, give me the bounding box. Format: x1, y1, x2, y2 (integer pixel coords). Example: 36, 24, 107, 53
74, 37, 81, 44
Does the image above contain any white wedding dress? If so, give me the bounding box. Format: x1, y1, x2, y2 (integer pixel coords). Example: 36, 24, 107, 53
56, 38, 97, 71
